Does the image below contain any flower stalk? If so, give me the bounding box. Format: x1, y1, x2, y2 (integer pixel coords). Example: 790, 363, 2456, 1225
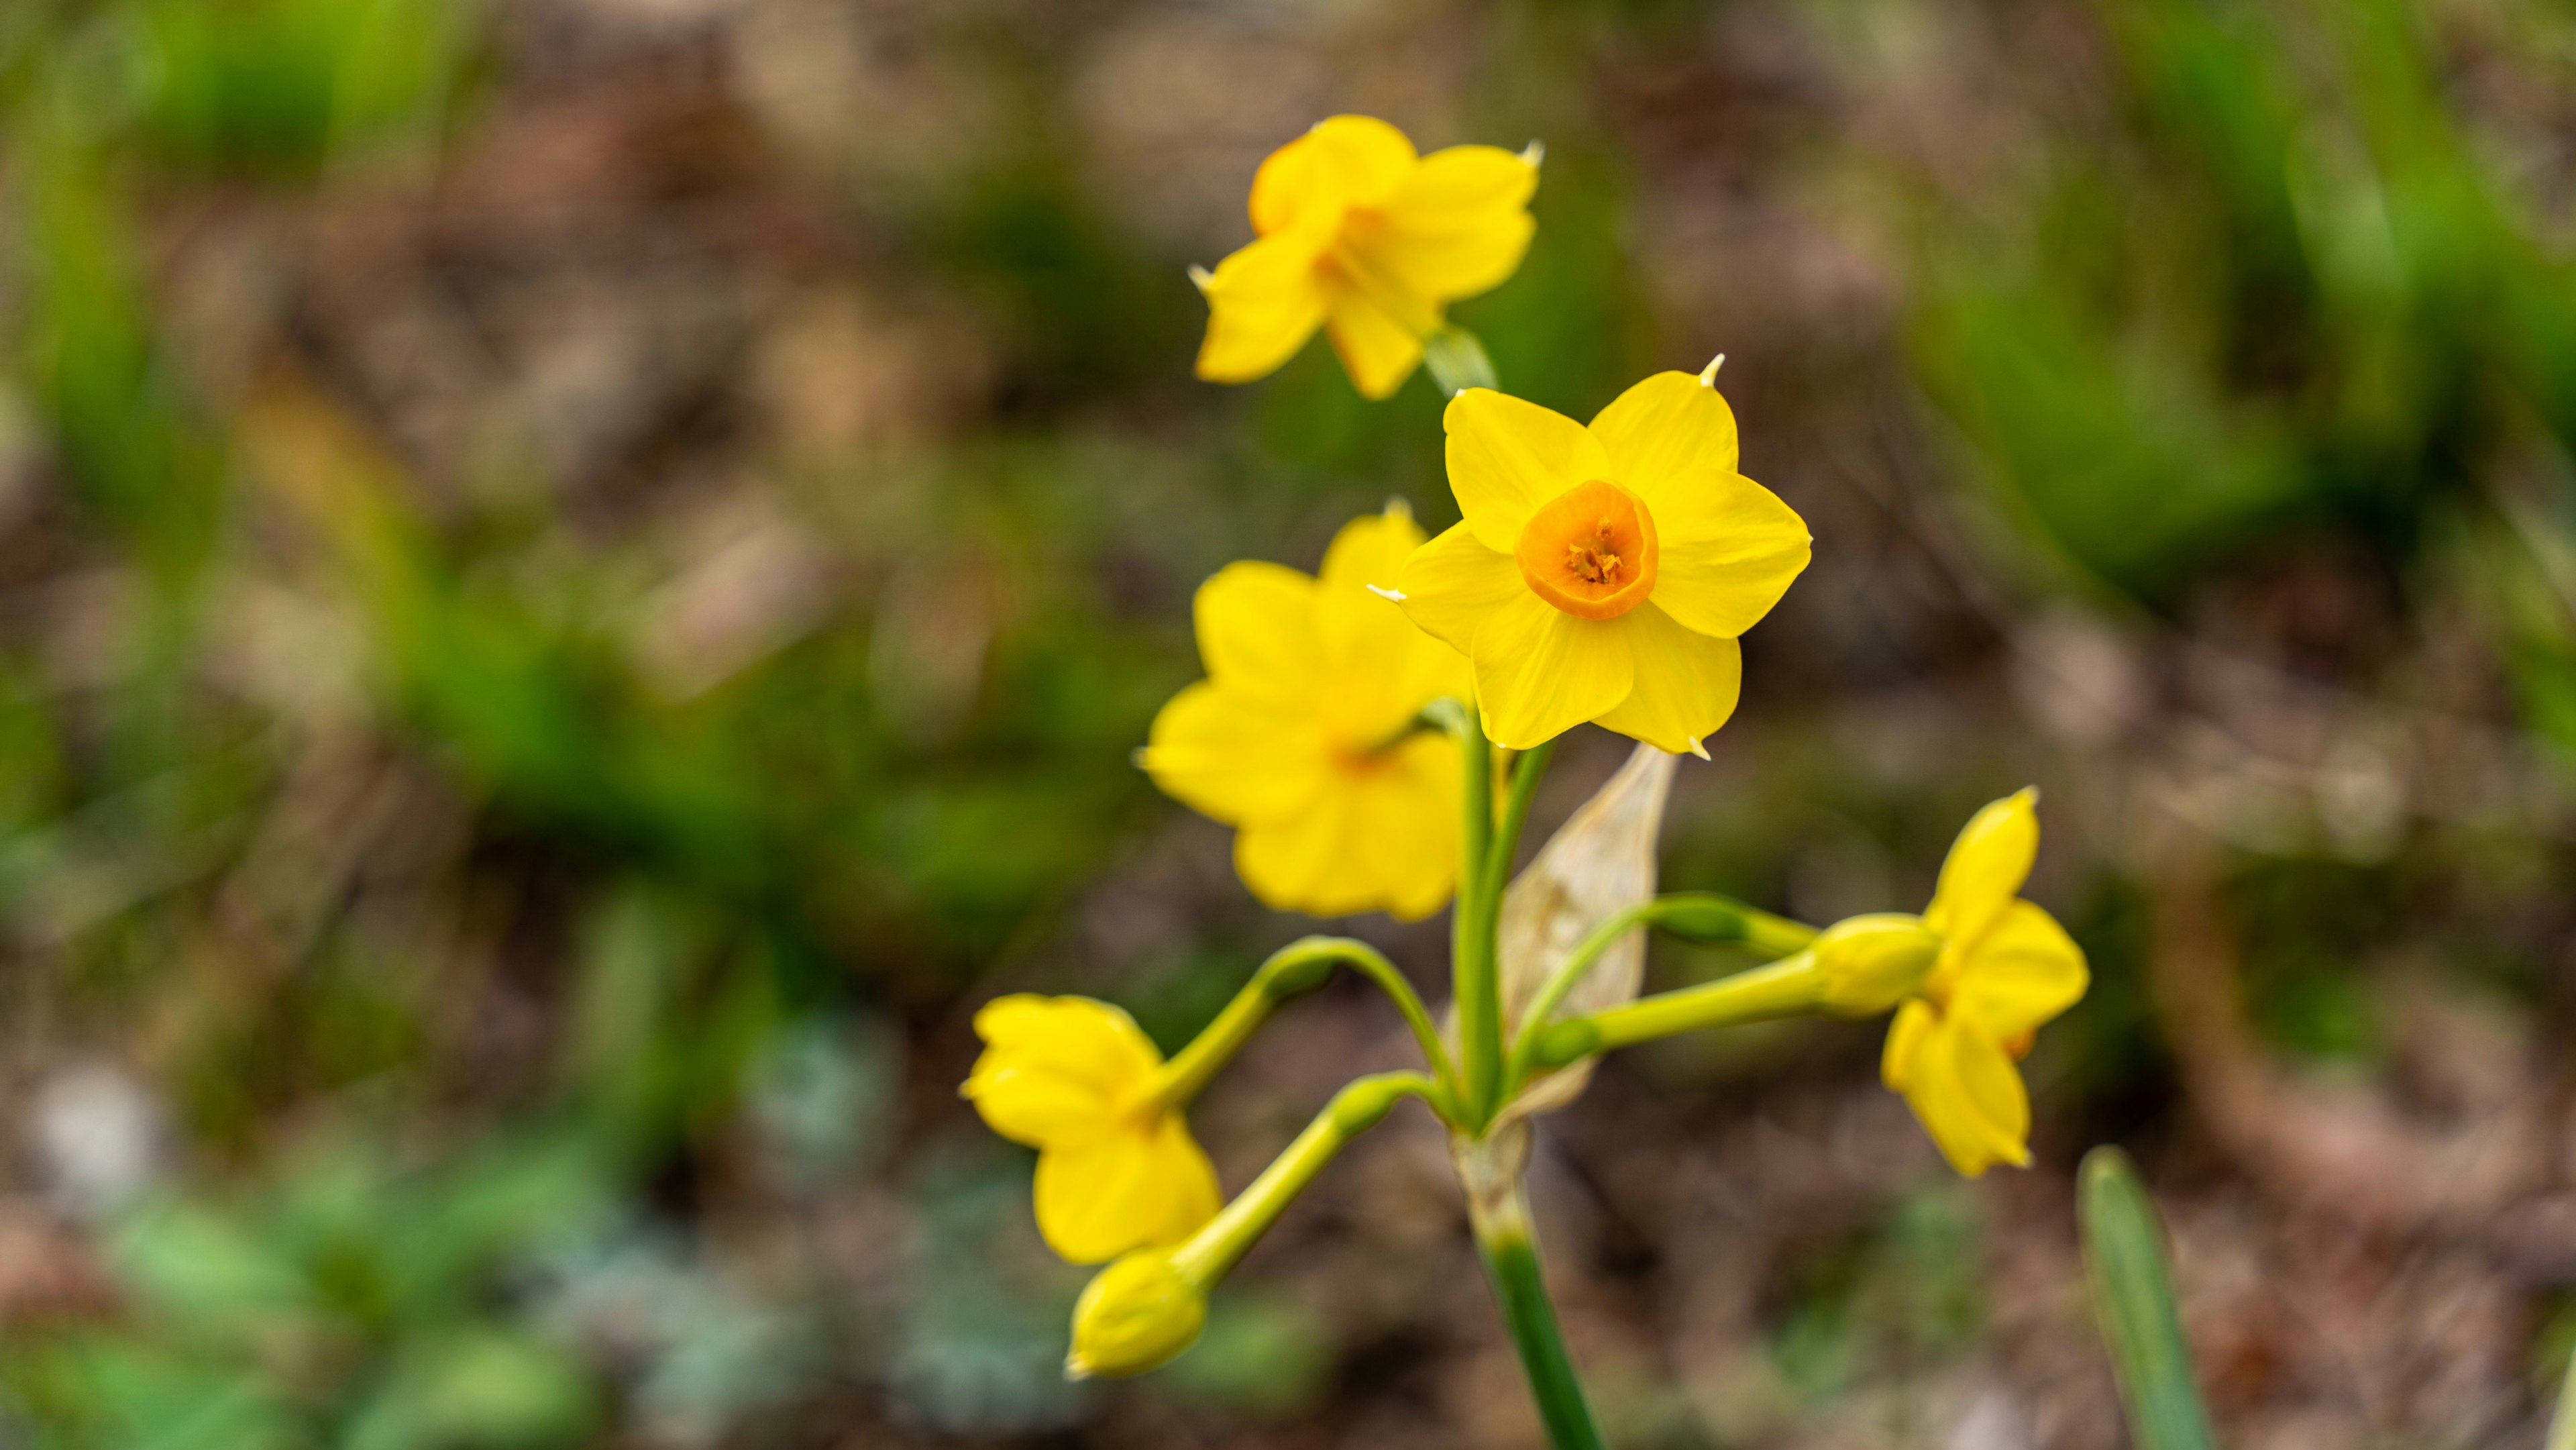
1505, 892, 1818, 1088
1530, 949, 1828, 1069
1171, 1070, 1430, 1286
1154, 936, 1458, 1115
1490, 739, 1556, 889
1069, 1072, 1434, 1380
1443, 700, 1505, 1125
1452, 739, 1605, 1450
1457, 1127, 1607, 1450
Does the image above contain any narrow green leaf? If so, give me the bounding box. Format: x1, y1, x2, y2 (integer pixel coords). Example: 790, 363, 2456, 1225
2545, 1339, 2576, 1450
2079, 1147, 2220, 1450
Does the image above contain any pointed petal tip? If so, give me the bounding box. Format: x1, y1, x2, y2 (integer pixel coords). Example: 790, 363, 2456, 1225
1686, 736, 1711, 760
1185, 265, 1213, 295
1521, 139, 1546, 168
1383, 495, 1413, 522
1063, 1355, 1094, 1382
1366, 584, 1407, 602
1698, 354, 1726, 386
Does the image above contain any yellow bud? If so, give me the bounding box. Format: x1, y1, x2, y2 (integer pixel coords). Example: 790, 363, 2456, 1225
1812, 914, 1940, 1016
1065, 1250, 1206, 1380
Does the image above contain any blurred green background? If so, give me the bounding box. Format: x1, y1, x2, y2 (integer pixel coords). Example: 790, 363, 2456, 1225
4, 0, 2576, 1446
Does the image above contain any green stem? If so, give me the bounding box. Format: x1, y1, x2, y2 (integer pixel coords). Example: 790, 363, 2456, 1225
1505, 899, 1655, 1085
1503, 894, 1820, 1094
1458, 1133, 1607, 1450
1445, 702, 1502, 1125
1650, 892, 1821, 957
1530, 951, 1826, 1070
1169, 1072, 1430, 1285
1154, 937, 1460, 1113
1488, 738, 1555, 890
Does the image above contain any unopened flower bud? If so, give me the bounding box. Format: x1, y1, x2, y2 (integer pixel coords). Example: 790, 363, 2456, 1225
1652, 892, 1749, 944
1065, 1250, 1205, 1379
1812, 914, 1939, 1016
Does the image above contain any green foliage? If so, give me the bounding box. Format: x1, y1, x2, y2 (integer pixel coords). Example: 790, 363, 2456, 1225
2078, 1147, 2218, 1450
1908, 0, 2576, 603
133, 0, 472, 174
1158, 1292, 1332, 1419
5, 1131, 616, 1449
1768, 1185, 1988, 1405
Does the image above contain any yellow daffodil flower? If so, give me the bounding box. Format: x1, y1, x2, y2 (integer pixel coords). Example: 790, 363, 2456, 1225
1393, 368, 1811, 753
1140, 505, 1470, 919
961, 995, 1220, 1264
1193, 115, 1539, 399
1880, 790, 2090, 1177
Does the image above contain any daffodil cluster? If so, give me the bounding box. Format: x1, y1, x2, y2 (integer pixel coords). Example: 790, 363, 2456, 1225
957, 113, 2091, 1435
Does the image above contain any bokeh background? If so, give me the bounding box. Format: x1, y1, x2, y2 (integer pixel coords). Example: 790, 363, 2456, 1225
5, 0, 2576, 1445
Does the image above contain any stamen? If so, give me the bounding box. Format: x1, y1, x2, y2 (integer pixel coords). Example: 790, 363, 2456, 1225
1564, 519, 1625, 586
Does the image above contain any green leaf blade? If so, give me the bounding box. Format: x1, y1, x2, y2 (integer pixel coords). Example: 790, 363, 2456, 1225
2079, 1147, 2220, 1450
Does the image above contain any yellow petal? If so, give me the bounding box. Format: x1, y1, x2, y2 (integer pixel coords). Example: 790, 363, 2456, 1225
1034, 1115, 1220, 1264
1882, 998, 1935, 1091
1313, 509, 1468, 734
1147, 1114, 1223, 1237
1318, 505, 1428, 599
1323, 280, 1426, 399
1193, 561, 1321, 696
1233, 732, 1461, 920
963, 1062, 1119, 1147
1588, 604, 1740, 755
1194, 228, 1330, 384
1587, 371, 1739, 491
1360, 144, 1538, 301
971, 995, 1161, 1086
1396, 521, 1523, 654
1232, 772, 1355, 916
1250, 115, 1417, 233
1894, 1013, 2032, 1178
1367, 732, 1470, 920
1470, 590, 1633, 749
965, 996, 1163, 1149
1949, 900, 2088, 1041
1326, 237, 1444, 338
1633, 468, 1811, 639
1443, 389, 1611, 551
1923, 788, 2040, 955
1139, 681, 1334, 826
1313, 505, 1427, 653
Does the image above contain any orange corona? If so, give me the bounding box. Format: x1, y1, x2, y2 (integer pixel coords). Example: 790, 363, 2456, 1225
1512, 479, 1659, 620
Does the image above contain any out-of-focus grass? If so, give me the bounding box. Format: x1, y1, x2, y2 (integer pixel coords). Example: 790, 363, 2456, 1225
1913, 0, 2576, 609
